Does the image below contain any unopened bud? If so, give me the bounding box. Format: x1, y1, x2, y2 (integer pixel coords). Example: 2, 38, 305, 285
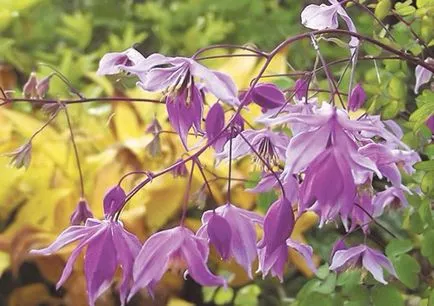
70, 198, 93, 225
23, 72, 37, 98
36, 74, 53, 98
7, 142, 32, 169
348, 83, 367, 112
172, 160, 188, 177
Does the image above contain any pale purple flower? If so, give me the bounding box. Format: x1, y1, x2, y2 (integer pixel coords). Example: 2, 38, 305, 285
7, 142, 32, 169
171, 159, 189, 177
373, 187, 408, 217
23, 72, 38, 98
247, 172, 299, 202
31, 218, 141, 306
293, 78, 309, 100
251, 83, 286, 110
36, 74, 53, 98
216, 129, 290, 168
348, 190, 374, 233
359, 143, 420, 187
414, 58, 433, 94
348, 83, 366, 112
197, 203, 263, 278
131, 226, 226, 299
301, 0, 359, 49
330, 244, 397, 284
97, 48, 145, 75
70, 198, 93, 225
103, 185, 126, 219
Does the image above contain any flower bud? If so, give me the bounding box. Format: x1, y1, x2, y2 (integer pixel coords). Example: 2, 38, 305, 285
23, 72, 37, 98
251, 83, 285, 110
7, 142, 32, 169
103, 185, 126, 217
70, 198, 93, 225
348, 83, 367, 112
426, 115, 434, 134
172, 159, 188, 177
294, 78, 309, 100
36, 74, 53, 98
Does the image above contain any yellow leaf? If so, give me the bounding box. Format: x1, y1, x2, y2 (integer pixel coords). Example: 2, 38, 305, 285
0, 251, 10, 277
113, 103, 142, 141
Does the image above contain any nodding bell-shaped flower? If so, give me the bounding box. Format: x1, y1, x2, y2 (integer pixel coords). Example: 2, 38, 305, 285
251, 83, 286, 110
130, 226, 226, 300
414, 58, 433, 94
348, 83, 366, 112
31, 217, 142, 306
301, 0, 359, 50
70, 198, 94, 225
216, 129, 290, 169
96, 47, 145, 75
7, 142, 32, 169
197, 203, 263, 278
330, 244, 397, 284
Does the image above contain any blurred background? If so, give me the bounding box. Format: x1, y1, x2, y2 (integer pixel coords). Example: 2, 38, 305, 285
0, 0, 433, 306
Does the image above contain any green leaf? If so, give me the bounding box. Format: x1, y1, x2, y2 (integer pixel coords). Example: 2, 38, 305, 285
214, 287, 234, 305
386, 239, 413, 258
393, 254, 421, 289
375, 0, 392, 20
314, 273, 337, 294
395, 0, 417, 16
415, 160, 434, 171
337, 270, 361, 288
372, 285, 404, 306
316, 263, 330, 280
421, 230, 434, 265
300, 292, 334, 306
421, 171, 434, 196
202, 286, 218, 303
234, 285, 260, 306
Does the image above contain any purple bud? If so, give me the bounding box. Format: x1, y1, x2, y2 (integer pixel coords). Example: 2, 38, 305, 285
172, 159, 188, 177
7, 142, 32, 169
426, 115, 434, 134
251, 83, 285, 110
36, 74, 53, 98
23, 72, 37, 98
207, 213, 232, 260
103, 185, 126, 217
146, 118, 162, 136
70, 198, 93, 225
205, 103, 225, 142
294, 78, 309, 100
348, 83, 367, 112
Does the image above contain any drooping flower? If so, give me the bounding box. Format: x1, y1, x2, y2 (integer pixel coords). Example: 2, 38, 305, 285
36, 74, 54, 98
247, 172, 299, 202
171, 159, 189, 177
103, 185, 127, 219
300, 0, 358, 49
348, 83, 366, 112
197, 203, 263, 278
131, 226, 226, 299
216, 129, 290, 169
427, 115, 434, 134
70, 198, 94, 225
115, 53, 239, 147
359, 143, 420, 188
7, 142, 32, 169
330, 244, 397, 284
23, 72, 38, 98
414, 57, 433, 94
293, 78, 309, 101
31, 217, 141, 306
96, 48, 145, 75
372, 187, 408, 217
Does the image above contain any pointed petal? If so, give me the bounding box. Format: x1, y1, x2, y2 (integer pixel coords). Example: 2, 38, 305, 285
301, 4, 339, 30
362, 249, 388, 284
414, 59, 433, 94
329, 245, 366, 271
286, 239, 317, 273
207, 213, 232, 260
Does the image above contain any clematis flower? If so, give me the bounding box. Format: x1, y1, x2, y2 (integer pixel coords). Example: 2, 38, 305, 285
216, 129, 290, 168
131, 226, 226, 299
330, 244, 397, 284
301, 0, 358, 49
97, 48, 145, 75
31, 213, 141, 306
70, 198, 93, 225
197, 203, 263, 278
372, 187, 408, 217
414, 57, 433, 94
359, 143, 420, 188
348, 83, 366, 112
247, 172, 299, 202
117, 53, 238, 147
427, 115, 434, 134
103, 185, 127, 219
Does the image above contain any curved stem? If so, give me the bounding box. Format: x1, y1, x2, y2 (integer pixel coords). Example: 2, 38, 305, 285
180, 161, 196, 226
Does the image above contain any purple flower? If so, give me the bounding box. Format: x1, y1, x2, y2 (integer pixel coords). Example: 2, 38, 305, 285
171, 159, 189, 177
197, 203, 263, 278
70, 198, 93, 225
103, 185, 127, 219
330, 244, 397, 284
373, 187, 408, 217
301, 0, 358, 49
348, 83, 367, 112
7, 142, 32, 169
97, 48, 145, 75
258, 239, 316, 281
131, 226, 226, 299
31, 218, 141, 306
247, 172, 299, 202
426, 115, 434, 134
359, 143, 420, 188
414, 58, 433, 94
216, 129, 290, 168
23, 72, 38, 98
251, 83, 286, 110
